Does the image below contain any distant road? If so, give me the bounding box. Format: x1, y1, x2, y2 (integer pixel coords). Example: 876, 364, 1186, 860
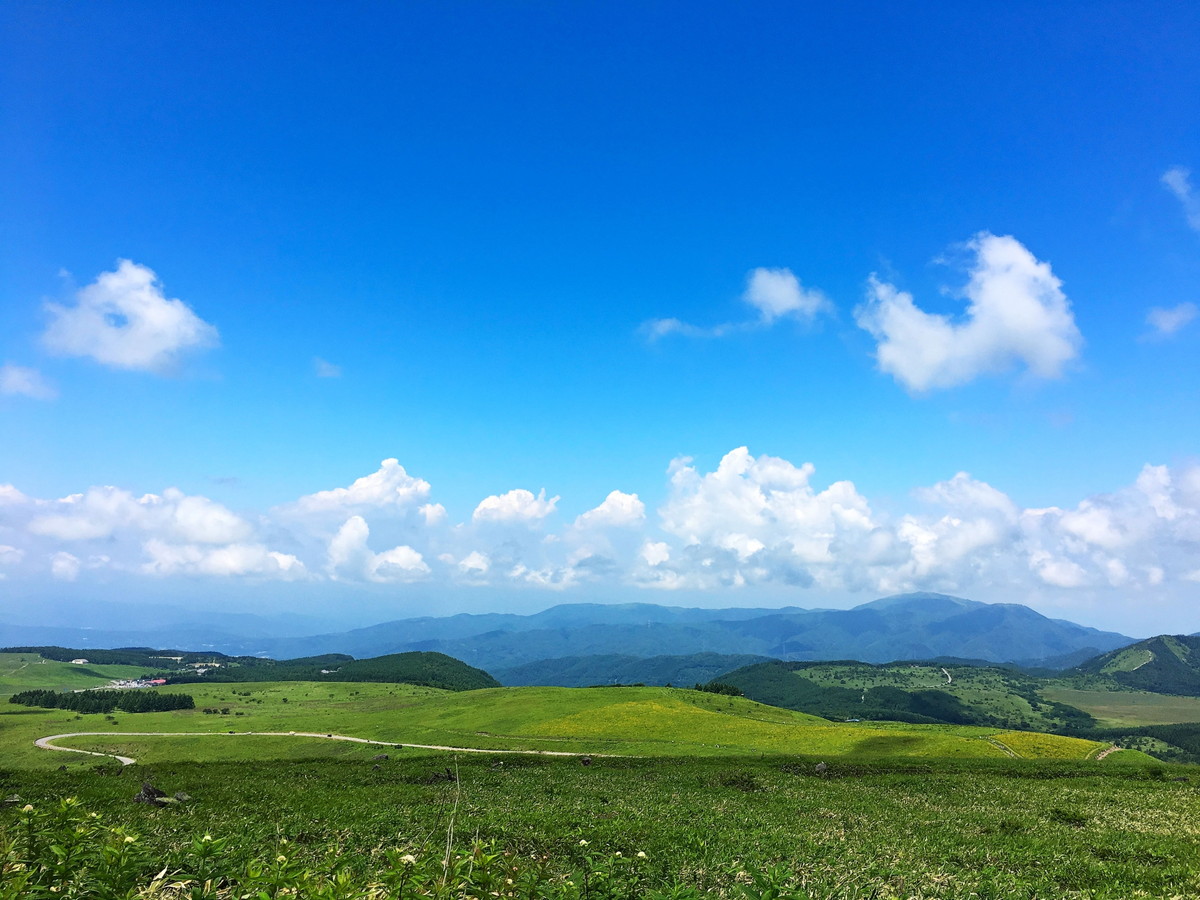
34, 731, 602, 766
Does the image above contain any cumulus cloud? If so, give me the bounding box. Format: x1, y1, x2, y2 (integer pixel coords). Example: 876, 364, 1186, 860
0, 364, 56, 400
660, 448, 875, 568
742, 268, 829, 323
291, 459, 431, 514
42, 260, 219, 372
8, 451, 1200, 626
419, 503, 447, 526
1163, 166, 1200, 232
574, 491, 645, 529
50, 551, 80, 581
327, 515, 430, 583
473, 489, 559, 524
643, 267, 828, 340
314, 357, 342, 378
458, 550, 491, 574
29, 486, 252, 545
855, 233, 1082, 391
1145, 302, 1197, 339
142, 539, 307, 579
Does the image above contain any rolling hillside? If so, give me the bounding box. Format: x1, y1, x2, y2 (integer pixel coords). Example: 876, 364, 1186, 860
717, 659, 1097, 731
1072, 635, 1200, 695
2, 680, 1109, 766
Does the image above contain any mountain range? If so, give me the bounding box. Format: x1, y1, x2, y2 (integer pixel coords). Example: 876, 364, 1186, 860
3, 592, 1134, 672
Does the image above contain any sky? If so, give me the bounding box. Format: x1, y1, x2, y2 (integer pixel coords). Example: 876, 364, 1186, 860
2, 1, 1199, 636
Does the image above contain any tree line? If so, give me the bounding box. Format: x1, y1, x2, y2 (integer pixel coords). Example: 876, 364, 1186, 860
9, 689, 195, 714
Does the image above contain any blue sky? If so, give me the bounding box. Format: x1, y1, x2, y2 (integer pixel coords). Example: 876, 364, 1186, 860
2, 1, 1199, 635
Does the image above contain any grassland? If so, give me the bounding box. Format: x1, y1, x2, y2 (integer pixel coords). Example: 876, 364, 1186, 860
0, 651, 152, 697
3, 657, 1194, 898
3, 753, 1198, 898
1, 681, 1118, 770
1044, 687, 1200, 726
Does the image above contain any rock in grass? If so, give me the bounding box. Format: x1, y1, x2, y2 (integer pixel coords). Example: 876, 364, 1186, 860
133, 782, 169, 806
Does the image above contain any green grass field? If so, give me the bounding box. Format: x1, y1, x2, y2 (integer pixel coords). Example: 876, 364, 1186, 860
0, 651, 153, 697
1, 681, 1118, 769
3, 658, 1194, 899
1043, 687, 1200, 726
3, 753, 1197, 898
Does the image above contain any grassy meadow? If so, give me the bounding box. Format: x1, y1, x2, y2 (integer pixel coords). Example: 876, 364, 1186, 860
0, 652, 152, 697
3, 659, 1196, 898
3, 752, 1198, 899
0, 680, 1120, 769
1042, 687, 1200, 727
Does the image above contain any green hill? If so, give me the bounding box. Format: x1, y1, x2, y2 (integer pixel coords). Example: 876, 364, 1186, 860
0, 652, 154, 697
163, 651, 499, 691
1072, 635, 1200, 695
717, 659, 1096, 731
4, 679, 1109, 768
1, 648, 500, 693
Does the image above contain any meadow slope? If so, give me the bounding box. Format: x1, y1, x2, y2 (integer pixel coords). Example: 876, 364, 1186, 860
2, 681, 1118, 769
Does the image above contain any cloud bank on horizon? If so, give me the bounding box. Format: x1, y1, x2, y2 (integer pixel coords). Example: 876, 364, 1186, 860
3, 449, 1198, 625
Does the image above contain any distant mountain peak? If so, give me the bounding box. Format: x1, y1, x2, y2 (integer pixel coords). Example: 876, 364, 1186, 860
853, 592, 980, 612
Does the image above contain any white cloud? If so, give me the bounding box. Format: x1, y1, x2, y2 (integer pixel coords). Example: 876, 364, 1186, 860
327, 515, 430, 583
473, 488, 559, 524
292, 459, 432, 514
314, 357, 342, 378
574, 491, 645, 529
855, 233, 1082, 391
640, 541, 670, 566
419, 503, 447, 526
642, 267, 828, 340
142, 539, 307, 579
1029, 551, 1089, 588
459, 550, 491, 574
662, 444, 878, 578
742, 267, 829, 323
42, 260, 218, 372
0, 364, 56, 400
29, 486, 252, 544
1145, 302, 1197, 338
50, 551, 80, 581
1163, 166, 1200, 232
8, 450, 1200, 629
0, 484, 29, 506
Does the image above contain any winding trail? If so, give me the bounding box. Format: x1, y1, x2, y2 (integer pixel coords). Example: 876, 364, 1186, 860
34, 731, 601, 766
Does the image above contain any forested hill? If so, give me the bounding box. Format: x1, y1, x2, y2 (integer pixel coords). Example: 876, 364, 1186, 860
1072, 635, 1200, 695
3, 647, 500, 692
159, 651, 500, 692
715, 659, 1097, 732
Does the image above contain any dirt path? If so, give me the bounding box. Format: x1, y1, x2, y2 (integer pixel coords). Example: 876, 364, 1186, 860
984, 737, 1018, 758
1093, 744, 1123, 761
34, 731, 604, 766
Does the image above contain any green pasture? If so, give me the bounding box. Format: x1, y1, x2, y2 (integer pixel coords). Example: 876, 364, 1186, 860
2, 680, 1118, 769
2, 753, 1197, 899
0, 651, 151, 697
1043, 687, 1200, 726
